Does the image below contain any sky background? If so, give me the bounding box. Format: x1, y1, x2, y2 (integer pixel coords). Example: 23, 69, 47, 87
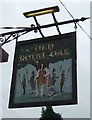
0, 0, 91, 119
91, 1, 92, 119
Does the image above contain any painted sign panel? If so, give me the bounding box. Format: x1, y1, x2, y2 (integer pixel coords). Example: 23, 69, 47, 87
9, 32, 77, 108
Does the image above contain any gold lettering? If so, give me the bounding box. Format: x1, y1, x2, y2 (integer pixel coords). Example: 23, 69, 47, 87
34, 43, 54, 51
42, 45, 45, 50
48, 44, 54, 50
64, 49, 69, 55
38, 45, 41, 50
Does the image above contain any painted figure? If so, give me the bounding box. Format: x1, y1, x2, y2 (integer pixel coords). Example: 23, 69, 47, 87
52, 68, 58, 86
22, 75, 26, 95
48, 68, 59, 97
60, 70, 65, 92
37, 64, 46, 98
44, 66, 51, 96
29, 71, 36, 92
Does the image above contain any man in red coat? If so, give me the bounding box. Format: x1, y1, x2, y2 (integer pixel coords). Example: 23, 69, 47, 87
37, 64, 46, 98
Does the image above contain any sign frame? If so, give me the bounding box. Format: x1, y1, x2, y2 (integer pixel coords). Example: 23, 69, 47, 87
9, 32, 77, 108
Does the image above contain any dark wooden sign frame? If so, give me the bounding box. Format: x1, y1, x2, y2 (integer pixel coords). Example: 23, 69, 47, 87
9, 32, 77, 108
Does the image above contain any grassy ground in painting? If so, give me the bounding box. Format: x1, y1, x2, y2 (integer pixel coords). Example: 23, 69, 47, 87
14, 92, 72, 103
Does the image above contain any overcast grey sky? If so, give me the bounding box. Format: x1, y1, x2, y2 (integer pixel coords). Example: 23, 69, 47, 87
0, 0, 91, 119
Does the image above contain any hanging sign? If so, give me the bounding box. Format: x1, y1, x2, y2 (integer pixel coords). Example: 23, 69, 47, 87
9, 32, 77, 108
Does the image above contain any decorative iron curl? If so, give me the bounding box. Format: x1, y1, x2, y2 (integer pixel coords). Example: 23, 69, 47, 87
0, 33, 19, 46
0, 36, 6, 44
12, 33, 18, 38
31, 24, 38, 33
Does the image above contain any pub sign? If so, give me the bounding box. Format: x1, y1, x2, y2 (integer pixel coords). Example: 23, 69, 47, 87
9, 32, 77, 108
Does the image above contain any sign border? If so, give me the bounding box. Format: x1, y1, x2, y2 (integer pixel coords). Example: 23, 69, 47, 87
9, 32, 77, 108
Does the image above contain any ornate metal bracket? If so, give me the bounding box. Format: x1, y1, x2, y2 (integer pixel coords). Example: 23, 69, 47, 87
0, 31, 30, 46
0, 17, 90, 46
0, 33, 18, 46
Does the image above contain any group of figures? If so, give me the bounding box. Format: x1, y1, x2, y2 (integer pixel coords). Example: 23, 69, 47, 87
21, 64, 66, 98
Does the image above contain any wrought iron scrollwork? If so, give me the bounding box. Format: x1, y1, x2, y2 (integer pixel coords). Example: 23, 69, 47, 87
0, 36, 6, 44
0, 33, 19, 46
0, 17, 90, 46
12, 33, 18, 38
31, 24, 38, 33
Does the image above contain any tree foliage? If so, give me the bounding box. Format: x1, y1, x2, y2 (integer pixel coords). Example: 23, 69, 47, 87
39, 106, 63, 120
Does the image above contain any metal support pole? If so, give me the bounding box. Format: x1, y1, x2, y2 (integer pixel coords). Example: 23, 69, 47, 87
33, 16, 44, 38
0, 17, 90, 38
52, 13, 61, 35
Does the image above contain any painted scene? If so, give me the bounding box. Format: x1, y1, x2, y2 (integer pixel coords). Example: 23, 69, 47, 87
13, 35, 74, 104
